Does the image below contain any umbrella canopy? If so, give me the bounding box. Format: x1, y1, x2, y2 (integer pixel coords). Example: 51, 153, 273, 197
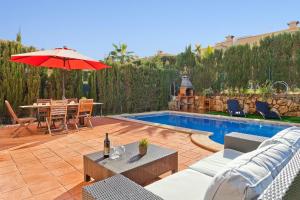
11, 47, 110, 70
10, 47, 111, 99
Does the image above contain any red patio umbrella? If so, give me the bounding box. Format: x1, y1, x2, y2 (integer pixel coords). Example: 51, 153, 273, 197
10, 47, 111, 99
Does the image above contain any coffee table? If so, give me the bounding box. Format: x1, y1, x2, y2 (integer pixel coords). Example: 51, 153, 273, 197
83, 142, 178, 185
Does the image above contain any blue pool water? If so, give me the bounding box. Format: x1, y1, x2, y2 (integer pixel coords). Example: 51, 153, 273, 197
126, 113, 290, 144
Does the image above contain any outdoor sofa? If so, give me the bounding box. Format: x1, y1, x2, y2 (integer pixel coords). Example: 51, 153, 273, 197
83, 127, 300, 200
145, 127, 300, 200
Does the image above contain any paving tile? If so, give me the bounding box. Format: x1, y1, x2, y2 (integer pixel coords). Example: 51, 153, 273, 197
185, 159, 198, 166
0, 186, 32, 200
56, 171, 83, 186
34, 152, 56, 159
56, 150, 80, 158
75, 146, 95, 155
13, 157, 39, 166
15, 160, 42, 168
22, 172, 55, 185
18, 165, 48, 175
50, 165, 77, 177
84, 140, 102, 148
28, 179, 62, 195
65, 181, 89, 196
46, 142, 66, 150
178, 164, 188, 171
0, 152, 12, 161
0, 160, 15, 168
0, 173, 26, 193
0, 165, 19, 175
178, 155, 192, 164
33, 187, 71, 200
191, 147, 211, 154
159, 171, 172, 179
32, 148, 51, 155
44, 160, 71, 170
51, 149, 71, 156
22, 197, 36, 200
72, 193, 82, 200
179, 150, 203, 159
28, 145, 49, 151
40, 156, 63, 164
65, 157, 83, 170
10, 152, 35, 160
0, 171, 21, 180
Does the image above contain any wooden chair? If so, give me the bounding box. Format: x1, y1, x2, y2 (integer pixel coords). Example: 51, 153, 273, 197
67, 98, 78, 121
67, 98, 78, 103
46, 99, 68, 135
70, 99, 93, 130
5, 100, 36, 137
36, 98, 51, 128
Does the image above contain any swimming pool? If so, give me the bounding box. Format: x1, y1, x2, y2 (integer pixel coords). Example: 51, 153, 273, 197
126, 112, 290, 144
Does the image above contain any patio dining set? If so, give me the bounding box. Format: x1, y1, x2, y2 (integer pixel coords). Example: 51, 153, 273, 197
5, 98, 102, 137
4, 46, 110, 138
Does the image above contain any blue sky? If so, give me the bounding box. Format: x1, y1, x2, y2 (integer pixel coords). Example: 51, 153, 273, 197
1, 0, 299, 59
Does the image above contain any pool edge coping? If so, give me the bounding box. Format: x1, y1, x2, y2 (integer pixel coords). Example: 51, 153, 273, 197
108, 111, 224, 152
109, 112, 212, 136
115, 110, 300, 127
108, 110, 299, 152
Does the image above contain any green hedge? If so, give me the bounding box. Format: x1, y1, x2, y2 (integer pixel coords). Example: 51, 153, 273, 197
40, 63, 176, 115
187, 31, 300, 93
95, 63, 177, 114
0, 40, 40, 123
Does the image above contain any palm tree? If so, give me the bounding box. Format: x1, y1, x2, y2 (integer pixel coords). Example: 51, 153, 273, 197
194, 44, 201, 58
107, 43, 135, 63
202, 45, 214, 58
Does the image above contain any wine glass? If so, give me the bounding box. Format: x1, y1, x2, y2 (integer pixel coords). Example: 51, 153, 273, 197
110, 143, 120, 160
118, 145, 126, 157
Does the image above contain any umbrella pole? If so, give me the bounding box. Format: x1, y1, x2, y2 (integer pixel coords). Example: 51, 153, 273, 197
62, 58, 66, 99
62, 70, 66, 99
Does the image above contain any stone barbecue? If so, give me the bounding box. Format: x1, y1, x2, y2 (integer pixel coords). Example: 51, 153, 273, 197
176, 75, 195, 112
179, 75, 194, 96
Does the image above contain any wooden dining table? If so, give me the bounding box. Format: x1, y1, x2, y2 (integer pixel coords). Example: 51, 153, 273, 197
20, 102, 104, 116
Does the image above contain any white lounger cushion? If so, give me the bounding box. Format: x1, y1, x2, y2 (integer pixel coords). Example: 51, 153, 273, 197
189, 149, 243, 177
258, 126, 300, 152
204, 143, 293, 200
145, 169, 213, 200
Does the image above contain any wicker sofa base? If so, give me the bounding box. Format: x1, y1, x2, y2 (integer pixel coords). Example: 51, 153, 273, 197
82, 174, 163, 200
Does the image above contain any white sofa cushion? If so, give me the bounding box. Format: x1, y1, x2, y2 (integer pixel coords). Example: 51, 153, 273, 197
145, 169, 213, 200
189, 149, 243, 177
204, 143, 293, 200
258, 126, 300, 152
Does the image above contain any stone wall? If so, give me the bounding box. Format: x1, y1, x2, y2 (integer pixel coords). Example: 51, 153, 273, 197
206, 94, 300, 116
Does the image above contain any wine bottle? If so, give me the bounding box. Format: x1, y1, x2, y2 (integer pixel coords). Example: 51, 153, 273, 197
104, 133, 110, 158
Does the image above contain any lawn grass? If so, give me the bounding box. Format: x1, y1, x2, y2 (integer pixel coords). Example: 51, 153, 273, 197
207, 111, 300, 124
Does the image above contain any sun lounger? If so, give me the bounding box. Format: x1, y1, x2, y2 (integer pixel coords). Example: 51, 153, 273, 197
256, 101, 281, 120
227, 99, 246, 117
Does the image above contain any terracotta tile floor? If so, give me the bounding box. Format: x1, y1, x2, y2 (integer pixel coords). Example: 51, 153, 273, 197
0, 117, 213, 200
